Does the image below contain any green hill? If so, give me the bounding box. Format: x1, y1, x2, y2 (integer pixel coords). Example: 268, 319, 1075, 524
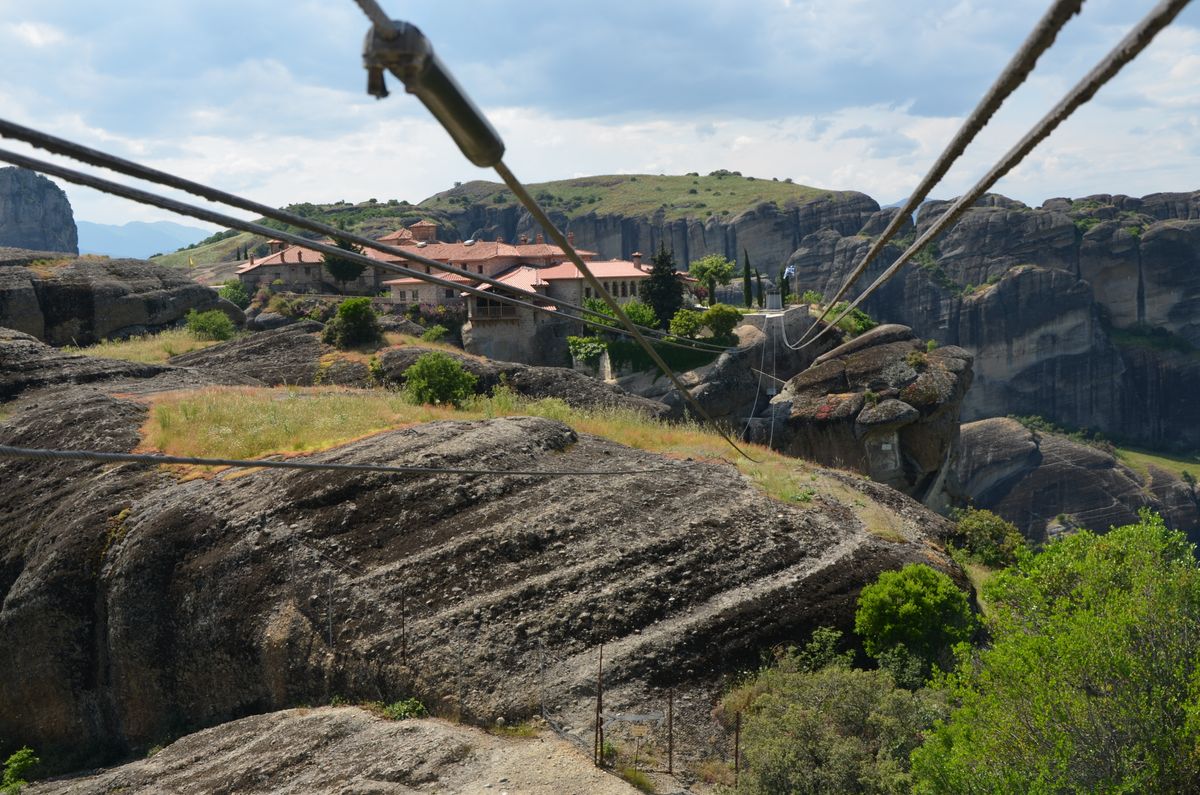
151, 172, 834, 271
421, 171, 831, 222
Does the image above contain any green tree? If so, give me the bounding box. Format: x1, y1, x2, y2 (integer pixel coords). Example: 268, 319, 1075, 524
912, 511, 1200, 794
669, 308, 704, 339
688, 253, 735, 298
855, 564, 975, 678
403, 351, 478, 406
702, 303, 741, 341
322, 223, 366, 292
706, 274, 717, 306
637, 243, 683, 330
779, 270, 791, 305
755, 269, 764, 308
1, 746, 38, 794
217, 279, 250, 309
321, 296, 382, 349
742, 248, 753, 308
953, 507, 1025, 567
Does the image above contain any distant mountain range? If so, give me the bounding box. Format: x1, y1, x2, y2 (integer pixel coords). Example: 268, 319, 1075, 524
77, 220, 211, 258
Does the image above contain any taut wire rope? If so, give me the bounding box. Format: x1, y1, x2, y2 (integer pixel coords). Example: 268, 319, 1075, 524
794, 0, 1087, 347
0, 119, 728, 355
809, 0, 1192, 348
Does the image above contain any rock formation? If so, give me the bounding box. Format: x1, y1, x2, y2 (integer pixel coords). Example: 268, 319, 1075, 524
0, 253, 242, 345
0, 167, 78, 254
787, 191, 1200, 451
1, 335, 962, 771
26, 707, 637, 795
957, 417, 1200, 543
758, 324, 973, 509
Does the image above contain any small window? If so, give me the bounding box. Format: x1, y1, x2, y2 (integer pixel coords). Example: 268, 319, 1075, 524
444, 288, 455, 299
478, 265, 483, 274
620, 281, 628, 297
584, 286, 591, 298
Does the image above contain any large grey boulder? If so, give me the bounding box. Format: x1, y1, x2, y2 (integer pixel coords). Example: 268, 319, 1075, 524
0, 167, 77, 253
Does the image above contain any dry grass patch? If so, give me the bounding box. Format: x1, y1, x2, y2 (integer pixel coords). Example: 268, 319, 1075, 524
1115, 446, 1200, 482
67, 328, 225, 364
138, 385, 880, 516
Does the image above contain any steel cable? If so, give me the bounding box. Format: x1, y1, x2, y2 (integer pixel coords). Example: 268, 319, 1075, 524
0, 119, 729, 355
792, 0, 1087, 347
809, 0, 1192, 349
0, 147, 726, 359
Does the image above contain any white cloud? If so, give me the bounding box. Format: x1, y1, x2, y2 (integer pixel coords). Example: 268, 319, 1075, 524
4, 21, 66, 47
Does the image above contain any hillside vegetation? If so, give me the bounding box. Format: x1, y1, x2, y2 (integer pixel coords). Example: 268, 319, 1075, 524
421, 171, 832, 221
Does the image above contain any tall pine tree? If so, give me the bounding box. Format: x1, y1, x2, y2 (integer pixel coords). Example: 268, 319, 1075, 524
322, 222, 366, 293
755, 269, 764, 308
742, 249, 753, 308
639, 243, 683, 329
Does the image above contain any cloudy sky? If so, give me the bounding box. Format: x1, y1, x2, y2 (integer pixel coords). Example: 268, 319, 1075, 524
0, 0, 1196, 227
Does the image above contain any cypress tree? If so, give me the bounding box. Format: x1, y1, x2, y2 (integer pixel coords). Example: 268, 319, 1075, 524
707, 275, 717, 306
755, 269, 764, 308
780, 268, 791, 305
742, 249, 753, 308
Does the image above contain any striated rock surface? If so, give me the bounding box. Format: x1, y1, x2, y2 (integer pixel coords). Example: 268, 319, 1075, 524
761, 324, 973, 508
28, 708, 636, 795
958, 417, 1200, 543
1, 343, 961, 771
0, 255, 242, 345
0, 167, 78, 254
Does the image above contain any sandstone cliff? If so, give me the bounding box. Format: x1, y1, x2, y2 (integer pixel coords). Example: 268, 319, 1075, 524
0, 167, 78, 254
787, 191, 1200, 451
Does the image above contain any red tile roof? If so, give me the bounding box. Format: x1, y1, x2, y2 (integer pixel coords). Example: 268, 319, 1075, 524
235, 243, 327, 274
382, 271, 479, 287
533, 259, 652, 280
366, 240, 597, 265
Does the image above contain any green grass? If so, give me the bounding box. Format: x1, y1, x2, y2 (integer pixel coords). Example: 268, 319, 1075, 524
1115, 447, 1200, 481
139, 385, 900, 536
421, 173, 834, 222
616, 766, 656, 793
66, 328, 226, 363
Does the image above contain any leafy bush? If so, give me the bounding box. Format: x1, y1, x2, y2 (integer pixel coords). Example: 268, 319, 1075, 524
420, 324, 448, 343
831, 301, 877, 336
381, 698, 428, 720
953, 507, 1025, 567
403, 352, 477, 406
217, 279, 250, 309
185, 308, 235, 341
905, 349, 928, 369
855, 564, 975, 678
321, 297, 381, 349
800, 289, 825, 304
1, 747, 37, 794
669, 308, 704, 339
912, 511, 1200, 793
568, 335, 607, 364
622, 299, 659, 329
702, 303, 741, 339
724, 661, 945, 795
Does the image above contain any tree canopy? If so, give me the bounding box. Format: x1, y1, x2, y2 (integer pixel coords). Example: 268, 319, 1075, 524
911, 511, 1200, 793
638, 244, 683, 329
322, 227, 366, 289
688, 254, 735, 288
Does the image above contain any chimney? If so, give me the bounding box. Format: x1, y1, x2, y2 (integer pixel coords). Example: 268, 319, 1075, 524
519, 233, 529, 244
567, 231, 575, 246
631, 251, 643, 269
496, 235, 505, 244
535, 233, 545, 244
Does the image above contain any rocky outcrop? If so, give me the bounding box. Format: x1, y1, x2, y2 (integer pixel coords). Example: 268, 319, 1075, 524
0, 254, 242, 345
787, 191, 1200, 452
760, 324, 973, 508
27, 708, 637, 795
0, 327, 171, 400
1, 347, 961, 771
958, 417, 1200, 543
0, 168, 78, 254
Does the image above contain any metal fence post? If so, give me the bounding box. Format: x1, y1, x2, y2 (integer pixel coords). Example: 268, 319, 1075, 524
667, 687, 674, 775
